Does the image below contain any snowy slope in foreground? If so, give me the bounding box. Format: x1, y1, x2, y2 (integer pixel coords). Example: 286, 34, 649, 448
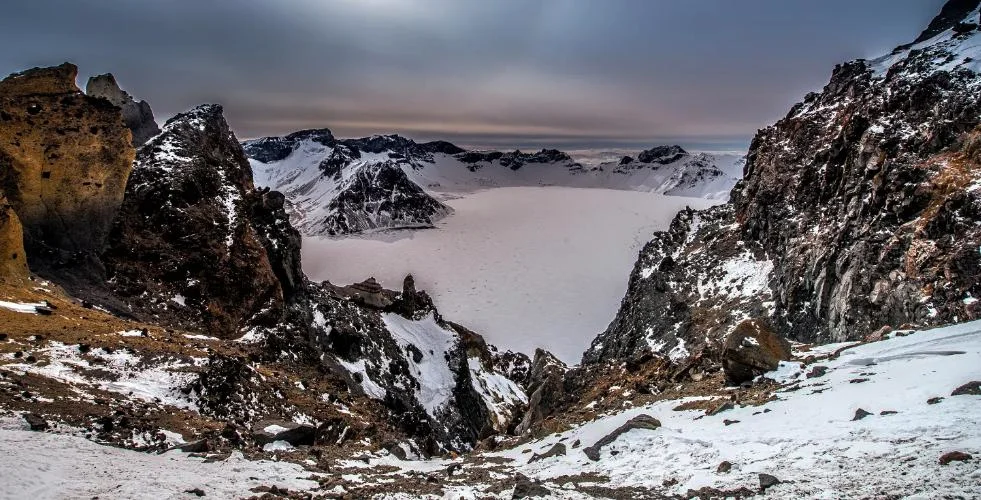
302, 187, 719, 362
344, 319, 981, 498
2, 320, 977, 498
0, 417, 321, 499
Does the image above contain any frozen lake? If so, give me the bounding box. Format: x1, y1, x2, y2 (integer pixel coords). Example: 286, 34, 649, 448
302, 187, 718, 363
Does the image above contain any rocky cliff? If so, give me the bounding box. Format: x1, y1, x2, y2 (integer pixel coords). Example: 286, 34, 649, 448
0, 63, 135, 286
86, 73, 161, 146
103, 104, 288, 337
585, 1, 981, 368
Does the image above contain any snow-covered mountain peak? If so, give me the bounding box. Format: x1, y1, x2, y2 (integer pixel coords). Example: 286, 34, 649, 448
869, 1, 980, 78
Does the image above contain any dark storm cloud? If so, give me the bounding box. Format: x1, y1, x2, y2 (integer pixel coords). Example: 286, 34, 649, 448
0, 0, 947, 148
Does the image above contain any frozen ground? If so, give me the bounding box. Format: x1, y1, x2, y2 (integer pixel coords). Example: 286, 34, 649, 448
2, 319, 977, 499
343, 319, 981, 498
302, 187, 717, 363
0, 417, 320, 500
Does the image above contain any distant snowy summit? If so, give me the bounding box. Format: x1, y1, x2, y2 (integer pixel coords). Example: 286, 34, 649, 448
242, 132, 744, 236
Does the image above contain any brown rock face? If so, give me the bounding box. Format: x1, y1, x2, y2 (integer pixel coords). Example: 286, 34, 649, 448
0, 195, 28, 280
0, 63, 135, 284
722, 319, 792, 385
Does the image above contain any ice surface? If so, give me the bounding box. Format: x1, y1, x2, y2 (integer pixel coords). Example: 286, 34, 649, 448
303, 187, 718, 362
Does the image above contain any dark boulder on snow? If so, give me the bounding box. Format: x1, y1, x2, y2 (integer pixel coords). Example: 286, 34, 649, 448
951, 381, 981, 395
252, 420, 316, 447
512, 473, 551, 499
759, 473, 781, 491
24, 413, 48, 431
852, 408, 873, 421
528, 442, 566, 463
939, 450, 973, 465
583, 414, 661, 461
721, 319, 792, 385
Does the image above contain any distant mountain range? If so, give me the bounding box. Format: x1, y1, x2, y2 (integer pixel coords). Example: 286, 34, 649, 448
242, 133, 744, 236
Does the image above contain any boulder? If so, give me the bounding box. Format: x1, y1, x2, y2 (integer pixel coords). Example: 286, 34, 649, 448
583, 414, 661, 461
939, 451, 972, 465
85, 73, 160, 146
722, 319, 792, 385
759, 473, 780, 491
24, 413, 48, 431
252, 420, 316, 447
852, 408, 872, 421
512, 473, 550, 499
951, 381, 981, 396
528, 442, 566, 463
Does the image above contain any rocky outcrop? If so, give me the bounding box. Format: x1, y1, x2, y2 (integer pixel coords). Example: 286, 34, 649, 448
456, 148, 580, 171
584, 0, 981, 366
319, 161, 451, 235
241, 128, 335, 163
637, 145, 688, 165
305, 277, 527, 454
515, 349, 568, 435
0, 195, 28, 280
0, 63, 135, 286
86, 73, 160, 146
103, 104, 286, 336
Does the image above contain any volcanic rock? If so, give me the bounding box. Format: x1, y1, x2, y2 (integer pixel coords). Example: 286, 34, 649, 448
102, 104, 285, 336
86, 73, 160, 146
951, 381, 981, 395
0, 63, 135, 286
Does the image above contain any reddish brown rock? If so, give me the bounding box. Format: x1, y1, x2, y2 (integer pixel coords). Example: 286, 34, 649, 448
939, 451, 972, 465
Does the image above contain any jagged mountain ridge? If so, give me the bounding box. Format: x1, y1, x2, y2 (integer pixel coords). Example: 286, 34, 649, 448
584, 1, 981, 366
244, 132, 744, 236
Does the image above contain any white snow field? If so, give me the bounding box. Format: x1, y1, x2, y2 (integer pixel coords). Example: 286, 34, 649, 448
343, 319, 981, 499
0, 417, 321, 500
302, 187, 718, 363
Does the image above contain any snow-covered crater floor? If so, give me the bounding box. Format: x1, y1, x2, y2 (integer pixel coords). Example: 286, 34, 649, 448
303, 187, 717, 363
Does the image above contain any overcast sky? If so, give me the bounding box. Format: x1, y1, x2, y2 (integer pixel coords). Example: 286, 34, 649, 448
0, 0, 947, 149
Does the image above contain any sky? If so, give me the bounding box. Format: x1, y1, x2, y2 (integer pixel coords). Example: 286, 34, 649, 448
0, 0, 948, 150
